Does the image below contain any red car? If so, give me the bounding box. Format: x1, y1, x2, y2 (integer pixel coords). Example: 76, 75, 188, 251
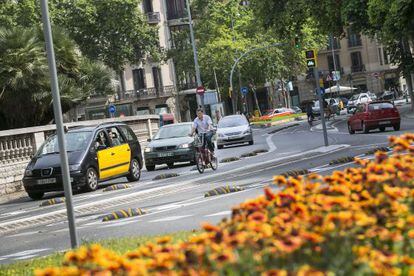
348, 101, 400, 134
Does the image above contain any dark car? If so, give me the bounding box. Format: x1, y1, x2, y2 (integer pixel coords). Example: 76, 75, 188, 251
347, 101, 401, 134
23, 123, 143, 200
144, 123, 196, 171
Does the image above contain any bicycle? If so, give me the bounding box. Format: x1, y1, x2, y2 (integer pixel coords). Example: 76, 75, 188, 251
194, 132, 218, 174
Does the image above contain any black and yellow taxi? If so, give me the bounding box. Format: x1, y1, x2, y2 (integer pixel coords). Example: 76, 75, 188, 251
23, 123, 143, 200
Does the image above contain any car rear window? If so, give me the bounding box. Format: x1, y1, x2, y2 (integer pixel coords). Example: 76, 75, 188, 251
119, 125, 137, 142
368, 102, 394, 111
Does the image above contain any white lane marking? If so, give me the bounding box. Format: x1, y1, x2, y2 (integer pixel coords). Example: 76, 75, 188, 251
14, 254, 38, 260
8, 231, 39, 238
0, 257, 6, 261
149, 215, 193, 223
100, 220, 138, 228
152, 204, 181, 211
266, 134, 277, 153
1, 248, 50, 258
205, 211, 232, 217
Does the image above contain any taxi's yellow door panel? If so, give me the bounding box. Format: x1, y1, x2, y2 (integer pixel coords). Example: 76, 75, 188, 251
97, 144, 131, 179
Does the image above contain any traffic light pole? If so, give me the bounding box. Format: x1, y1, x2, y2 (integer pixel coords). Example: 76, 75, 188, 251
314, 68, 329, 147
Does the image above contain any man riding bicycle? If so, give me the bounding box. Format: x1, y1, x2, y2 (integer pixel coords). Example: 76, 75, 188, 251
190, 108, 215, 153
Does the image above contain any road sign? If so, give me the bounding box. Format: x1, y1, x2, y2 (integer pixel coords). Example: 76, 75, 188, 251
241, 86, 248, 96
109, 105, 116, 114
196, 86, 205, 96
305, 50, 317, 68
332, 71, 341, 81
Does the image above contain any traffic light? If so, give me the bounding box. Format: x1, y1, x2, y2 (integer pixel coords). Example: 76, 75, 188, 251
294, 35, 300, 49
305, 49, 317, 68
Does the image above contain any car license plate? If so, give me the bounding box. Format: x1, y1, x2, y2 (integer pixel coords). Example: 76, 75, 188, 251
379, 121, 390, 125
37, 178, 56, 185
158, 152, 173, 158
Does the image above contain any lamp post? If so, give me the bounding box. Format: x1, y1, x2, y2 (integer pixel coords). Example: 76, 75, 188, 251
185, 0, 204, 109
40, 0, 78, 248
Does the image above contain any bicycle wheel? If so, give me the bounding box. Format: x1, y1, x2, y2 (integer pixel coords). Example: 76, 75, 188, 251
196, 153, 205, 174
210, 153, 218, 171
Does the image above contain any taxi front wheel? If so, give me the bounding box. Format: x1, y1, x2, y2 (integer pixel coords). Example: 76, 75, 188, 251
127, 158, 141, 182
84, 167, 98, 192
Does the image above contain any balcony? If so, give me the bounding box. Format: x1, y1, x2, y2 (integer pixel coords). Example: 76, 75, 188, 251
147, 12, 161, 24
178, 82, 197, 91
121, 85, 176, 101
351, 65, 365, 73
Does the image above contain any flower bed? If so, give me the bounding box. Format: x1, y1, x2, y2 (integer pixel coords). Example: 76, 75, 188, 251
36, 133, 414, 275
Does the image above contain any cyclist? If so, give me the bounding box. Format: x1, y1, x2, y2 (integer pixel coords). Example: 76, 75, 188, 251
190, 108, 215, 153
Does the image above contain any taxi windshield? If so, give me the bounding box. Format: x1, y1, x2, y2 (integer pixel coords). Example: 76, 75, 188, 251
37, 131, 92, 156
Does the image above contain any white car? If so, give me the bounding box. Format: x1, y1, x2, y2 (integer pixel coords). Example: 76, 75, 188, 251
216, 115, 253, 149
347, 93, 377, 113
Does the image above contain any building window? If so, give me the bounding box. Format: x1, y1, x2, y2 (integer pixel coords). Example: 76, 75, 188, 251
152, 67, 163, 93
143, 0, 153, 13
327, 54, 341, 73
132, 68, 146, 90
350, 52, 364, 72
167, 0, 187, 20
347, 28, 362, 48
327, 37, 341, 50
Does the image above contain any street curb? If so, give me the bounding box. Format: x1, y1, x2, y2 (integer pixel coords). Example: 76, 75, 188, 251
39, 197, 65, 207
253, 149, 269, 154
102, 184, 132, 192
364, 147, 391, 156
329, 156, 355, 165
280, 169, 309, 178
153, 173, 180, 181
268, 123, 300, 134
102, 208, 146, 222
204, 186, 244, 197
220, 157, 241, 163
240, 152, 258, 158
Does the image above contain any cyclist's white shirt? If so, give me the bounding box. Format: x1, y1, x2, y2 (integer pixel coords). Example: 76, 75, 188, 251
193, 115, 212, 134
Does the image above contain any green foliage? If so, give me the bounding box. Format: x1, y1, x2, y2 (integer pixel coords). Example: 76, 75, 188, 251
52, 0, 162, 72
169, 0, 324, 101
0, 27, 115, 130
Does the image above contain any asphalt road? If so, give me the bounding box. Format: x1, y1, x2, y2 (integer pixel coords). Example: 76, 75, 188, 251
0, 103, 413, 265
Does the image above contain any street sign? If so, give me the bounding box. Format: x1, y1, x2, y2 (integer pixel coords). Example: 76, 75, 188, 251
332, 71, 341, 81
241, 86, 248, 96
326, 74, 332, 81
109, 105, 116, 114
196, 86, 205, 96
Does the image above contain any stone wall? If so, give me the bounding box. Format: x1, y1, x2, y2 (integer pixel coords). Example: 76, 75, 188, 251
0, 115, 159, 197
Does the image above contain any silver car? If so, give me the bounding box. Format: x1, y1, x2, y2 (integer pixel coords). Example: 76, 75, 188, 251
216, 115, 253, 149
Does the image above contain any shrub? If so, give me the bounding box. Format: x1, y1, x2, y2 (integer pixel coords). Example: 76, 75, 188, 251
36, 133, 414, 275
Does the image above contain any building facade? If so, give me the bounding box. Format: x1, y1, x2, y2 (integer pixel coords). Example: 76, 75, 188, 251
295, 30, 402, 104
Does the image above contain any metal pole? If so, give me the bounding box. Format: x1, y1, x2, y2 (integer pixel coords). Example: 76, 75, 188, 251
213, 68, 221, 102
40, 0, 78, 248
185, 0, 204, 109
314, 67, 329, 147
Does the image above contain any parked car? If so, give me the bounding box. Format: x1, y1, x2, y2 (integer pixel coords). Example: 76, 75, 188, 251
259, 108, 294, 120
347, 93, 377, 113
291, 106, 302, 114
347, 101, 400, 134
144, 123, 196, 171
23, 123, 143, 200
379, 90, 395, 101
216, 115, 253, 149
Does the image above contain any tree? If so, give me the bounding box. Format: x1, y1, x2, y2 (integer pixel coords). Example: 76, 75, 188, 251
52, 0, 162, 91
250, 0, 414, 111
168, 0, 324, 112
0, 27, 115, 129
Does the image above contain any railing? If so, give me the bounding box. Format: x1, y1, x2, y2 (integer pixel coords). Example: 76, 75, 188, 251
351, 65, 365, 73
122, 85, 176, 101
178, 82, 197, 91
147, 12, 160, 24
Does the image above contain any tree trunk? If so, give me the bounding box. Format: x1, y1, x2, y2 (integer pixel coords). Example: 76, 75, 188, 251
402, 38, 414, 111
408, 72, 414, 111
118, 70, 126, 100
252, 86, 261, 117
